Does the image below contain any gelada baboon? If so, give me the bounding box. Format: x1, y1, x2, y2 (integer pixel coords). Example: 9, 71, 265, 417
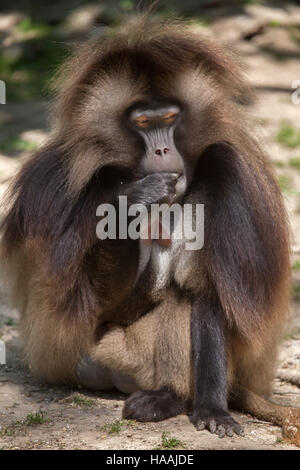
1, 20, 299, 442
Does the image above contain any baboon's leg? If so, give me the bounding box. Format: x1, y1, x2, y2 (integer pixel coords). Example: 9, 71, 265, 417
21, 305, 95, 384
20, 275, 99, 384
122, 295, 192, 422
89, 311, 158, 392
84, 295, 191, 401
76, 356, 138, 393
76, 356, 114, 391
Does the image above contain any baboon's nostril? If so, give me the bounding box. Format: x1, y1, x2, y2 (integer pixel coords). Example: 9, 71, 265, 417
155, 149, 162, 156
163, 148, 169, 154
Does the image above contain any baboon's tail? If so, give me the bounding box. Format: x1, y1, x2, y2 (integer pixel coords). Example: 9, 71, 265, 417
231, 388, 300, 447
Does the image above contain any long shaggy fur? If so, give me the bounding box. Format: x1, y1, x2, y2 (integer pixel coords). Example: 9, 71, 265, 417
1, 20, 291, 403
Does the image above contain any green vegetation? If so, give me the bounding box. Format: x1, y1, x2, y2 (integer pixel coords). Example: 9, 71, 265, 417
67, 394, 95, 407
119, 0, 134, 12
16, 17, 51, 37
260, 46, 288, 62
284, 327, 300, 340
101, 419, 135, 435
0, 410, 50, 437
277, 174, 292, 192
0, 17, 66, 101
240, 0, 260, 4
0, 136, 38, 154
289, 157, 300, 170
23, 411, 49, 426
272, 160, 285, 168
292, 260, 300, 271
277, 124, 300, 148
5, 317, 17, 327
159, 431, 186, 450
293, 283, 300, 302
269, 21, 281, 27
0, 427, 15, 437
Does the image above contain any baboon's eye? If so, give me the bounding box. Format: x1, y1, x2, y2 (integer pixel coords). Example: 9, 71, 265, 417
162, 112, 178, 123
133, 116, 150, 128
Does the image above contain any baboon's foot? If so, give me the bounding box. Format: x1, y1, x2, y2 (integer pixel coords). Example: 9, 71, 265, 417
123, 389, 186, 422
192, 408, 244, 438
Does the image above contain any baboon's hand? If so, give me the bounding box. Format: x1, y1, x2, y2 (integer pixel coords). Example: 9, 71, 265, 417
121, 172, 180, 207
192, 408, 244, 438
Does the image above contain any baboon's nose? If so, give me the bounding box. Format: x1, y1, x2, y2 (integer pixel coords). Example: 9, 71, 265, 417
155, 147, 169, 156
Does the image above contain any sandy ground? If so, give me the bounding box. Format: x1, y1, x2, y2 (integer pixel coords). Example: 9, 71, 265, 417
0, 3, 300, 450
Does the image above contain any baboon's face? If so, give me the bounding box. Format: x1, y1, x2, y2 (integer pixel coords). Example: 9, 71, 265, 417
59, 57, 227, 192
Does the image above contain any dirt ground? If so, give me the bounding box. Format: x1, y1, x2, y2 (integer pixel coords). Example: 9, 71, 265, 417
1, 2, 300, 450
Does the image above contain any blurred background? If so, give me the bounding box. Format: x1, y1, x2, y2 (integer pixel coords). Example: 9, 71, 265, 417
0, 0, 300, 450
